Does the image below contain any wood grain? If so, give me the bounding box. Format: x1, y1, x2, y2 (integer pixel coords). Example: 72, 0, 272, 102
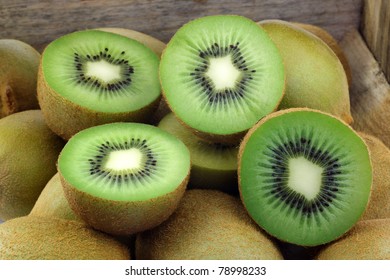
361, 0, 390, 82
0, 0, 362, 52
340, 30, 390, 148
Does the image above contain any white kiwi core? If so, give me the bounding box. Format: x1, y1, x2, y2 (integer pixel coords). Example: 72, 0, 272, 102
85, 60, 121, 83
206, 55, 242, 90
105, 148, 143, 171
287, 156, 323, 200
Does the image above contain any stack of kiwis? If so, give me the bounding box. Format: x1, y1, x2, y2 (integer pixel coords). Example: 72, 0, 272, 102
0, 14, 388, 260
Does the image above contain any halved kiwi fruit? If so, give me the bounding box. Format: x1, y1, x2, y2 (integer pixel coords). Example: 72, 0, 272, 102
38, 29, 161, 140
158, 112, 238, 194
259, 20, 352, 124
160, 15, 285, 144
238, 108, 372, 246
58, 122, 190, 236
0, 39, 40, 118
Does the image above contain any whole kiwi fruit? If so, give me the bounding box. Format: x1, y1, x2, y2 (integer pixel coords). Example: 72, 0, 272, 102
0, 216, 130, 260
358, 132, 390, 220
317, 219, 390, 260
259, 20, 352, 124
0, 39, 40, 118
0, 110, 65, 220
136, 189, 283, 260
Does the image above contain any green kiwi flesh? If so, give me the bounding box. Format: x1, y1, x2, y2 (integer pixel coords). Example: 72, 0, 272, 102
0, 216, 130, 260
58, 122, 190, 235
160, 15, 285, 143
239, 108, 372, 246
136, 189, 283, 260
158, 113, 238, 194
316, 219, 390, 260
29, 173, 81, 222
0, 39, 40, 118
259, 20, 352, 124
38, 30, 161, 139
0, 110, 65, 220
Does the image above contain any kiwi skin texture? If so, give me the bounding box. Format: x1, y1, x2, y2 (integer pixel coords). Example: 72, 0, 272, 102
316, 219, 390, 260
238, 108, 372, 246
60, 170, 189, 236
292, 22, 352, 87
259, 20, 352, 125
0, 216, 130, 260
136, 189, 283, 260
0, 39, 40, 118
358, 132, 390, 220
29, 173, 82, 222
0, 110, 65, 221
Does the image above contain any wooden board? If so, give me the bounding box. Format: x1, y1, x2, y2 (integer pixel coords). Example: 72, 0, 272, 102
0, 0, 362, 52
361, 0, 390, 82
340, 30, 390, 148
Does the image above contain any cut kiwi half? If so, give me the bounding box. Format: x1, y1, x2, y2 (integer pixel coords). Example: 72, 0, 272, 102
158, 112, 239, 194
160, 15, 285, 144
58, 122, 190, 236
38, 29, 161, 140
238, 108, 372, 246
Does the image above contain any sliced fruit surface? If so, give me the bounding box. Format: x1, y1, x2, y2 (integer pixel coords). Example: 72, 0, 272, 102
239, 109, 372, 246
160, 15, 285, 137
58, 122, 190, 201
41, 30, 160, 113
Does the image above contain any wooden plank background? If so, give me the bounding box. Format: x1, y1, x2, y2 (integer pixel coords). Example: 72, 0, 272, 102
0, 0, 363, 52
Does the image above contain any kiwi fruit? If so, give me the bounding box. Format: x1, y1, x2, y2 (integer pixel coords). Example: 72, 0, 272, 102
0, 216, 130, 260
29, 173, 81, 222
58, 122, 190, 236
37, 29, 161, 140
159, 15, 285, 144
238, 108, 372, 246
291, 22, 352, 87
136, 189, 283, 260
0, 110, 65, 221
358, 132, 390, 220
316, 219, 390, 260
158, 112, 239, 194
0, 39, 40, 118
259, 20, 352, 124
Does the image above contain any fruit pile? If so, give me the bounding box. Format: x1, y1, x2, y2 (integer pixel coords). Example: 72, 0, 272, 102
0, 15, 389, 260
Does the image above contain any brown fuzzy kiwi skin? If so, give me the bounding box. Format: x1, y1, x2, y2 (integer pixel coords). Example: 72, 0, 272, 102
29, 173, 82, 222
0, 216, 130, 260
316, 219, 390, 260
60, 170, 189, 236
237, 108, 372, 246
0, 110, 65, 221
358, 132, 390, 220
258, 20, 352, 125
0, 39, 40, 118
37, 61, 161, 140
292, 22, 352, 87
136, 189, 283, 260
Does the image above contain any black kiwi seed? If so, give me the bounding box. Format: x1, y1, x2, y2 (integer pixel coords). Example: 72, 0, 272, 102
261, 136, 347, 216
190, 42, 255, 105
73, 49, 134, 94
